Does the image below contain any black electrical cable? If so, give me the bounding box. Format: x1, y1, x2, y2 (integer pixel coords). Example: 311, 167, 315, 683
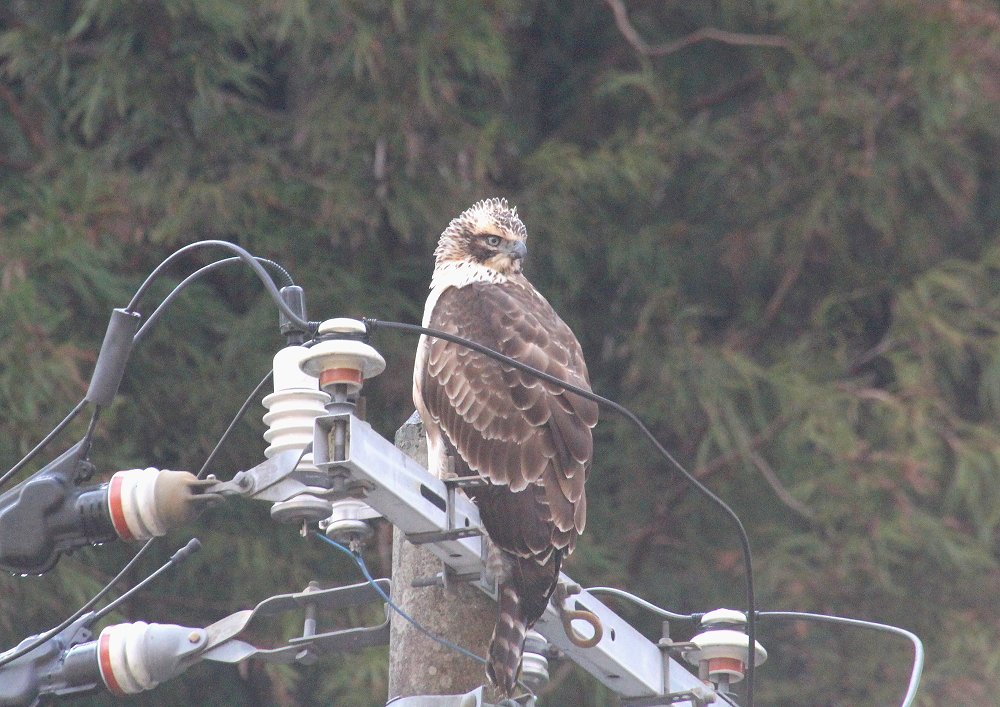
0, 366, 273, 668
92, 539, 202, 622
0, 539, 157, 668
364, 317, 759, 706
196, 371, 273, 480
256, 258, 295, 289
582, 588, 924, 706
3, 247, 293, 490
134, 257, 296, 345
125, 241, 312, 333
0, 398, 89, 491
79, 403, 102, 464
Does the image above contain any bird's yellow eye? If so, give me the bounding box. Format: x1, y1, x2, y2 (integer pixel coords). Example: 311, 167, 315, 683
485, 235, 502, 247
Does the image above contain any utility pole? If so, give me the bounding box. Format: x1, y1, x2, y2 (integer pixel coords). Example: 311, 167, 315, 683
388, 413, 500, 701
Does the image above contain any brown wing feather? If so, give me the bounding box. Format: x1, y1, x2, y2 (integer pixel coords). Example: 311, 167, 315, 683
420, 276, 598, 558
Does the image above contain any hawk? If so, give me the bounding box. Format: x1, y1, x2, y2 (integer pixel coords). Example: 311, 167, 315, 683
413, 198, 598, 696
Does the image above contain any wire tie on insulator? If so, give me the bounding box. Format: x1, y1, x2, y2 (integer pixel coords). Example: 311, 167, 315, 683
553, 583, 603, 648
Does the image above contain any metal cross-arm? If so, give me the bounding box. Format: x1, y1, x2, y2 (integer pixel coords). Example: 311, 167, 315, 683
313, 411, 730, 705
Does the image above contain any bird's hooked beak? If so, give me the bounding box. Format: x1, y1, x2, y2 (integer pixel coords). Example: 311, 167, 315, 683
508, 240, 527, 262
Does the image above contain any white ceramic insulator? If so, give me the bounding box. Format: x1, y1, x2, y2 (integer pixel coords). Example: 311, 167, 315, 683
108, 469, 167, 541
97, 622, 207, 695
299, 319, 386, 385
520, 630, 550, 690
327, 499, 382, 524
684, 622, 767, 682
701, 608, 748, 627
98, 622, 155, 694
262, 346, 330, 468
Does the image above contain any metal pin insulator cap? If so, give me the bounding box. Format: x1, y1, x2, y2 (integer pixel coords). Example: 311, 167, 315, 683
683, 609, 767, 684
270, 495, 334, 524
321, 499, 379, 545
299, 319, 386, 395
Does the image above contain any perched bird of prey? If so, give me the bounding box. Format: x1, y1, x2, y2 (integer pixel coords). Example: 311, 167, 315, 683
413, 198, 599, 696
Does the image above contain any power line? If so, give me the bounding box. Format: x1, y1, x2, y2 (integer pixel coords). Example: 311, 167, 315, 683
0, 398, 88, 491
758, 611, 923, 707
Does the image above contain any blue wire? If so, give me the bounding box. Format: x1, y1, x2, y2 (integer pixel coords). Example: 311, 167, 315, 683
315, 533, 487, 665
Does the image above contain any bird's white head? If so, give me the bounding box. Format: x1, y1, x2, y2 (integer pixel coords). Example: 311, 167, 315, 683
432, 198, 528, 284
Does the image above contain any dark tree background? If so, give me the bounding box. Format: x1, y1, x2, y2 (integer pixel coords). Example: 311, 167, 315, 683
3, 1, 1000, 705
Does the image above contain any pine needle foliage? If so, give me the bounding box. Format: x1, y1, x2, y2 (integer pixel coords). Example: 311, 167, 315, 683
2, 1, 1000, 704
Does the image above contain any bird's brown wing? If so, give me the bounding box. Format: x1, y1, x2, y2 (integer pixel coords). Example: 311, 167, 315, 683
421, 277, 598, 557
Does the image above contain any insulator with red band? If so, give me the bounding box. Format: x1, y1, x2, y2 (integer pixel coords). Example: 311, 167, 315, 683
683, 609, 767, 688
296, 318, 385, 541
96, 622, 208, 695
106, 468, 219, 542
299, 318, 386, 397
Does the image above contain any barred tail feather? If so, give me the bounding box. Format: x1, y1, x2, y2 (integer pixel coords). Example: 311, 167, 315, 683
486, 583, 527, 697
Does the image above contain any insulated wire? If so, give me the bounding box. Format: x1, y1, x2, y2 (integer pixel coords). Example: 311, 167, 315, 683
0, 367, 274, 668
1, 246, 296, 662
126, 241, 311, 332
196, 371, 273, 480
316, 533, 488, 666
364, 317, 759, 704
0, 538, 157, 668
0, 398, 88, 491
2, 248, 294, 490
92, 539, 202, 622
585, 587, 699, 622
134, 257, 296, 345
581, 587, 924, 706
758, 611, 923, 707
79, 403, 102, 464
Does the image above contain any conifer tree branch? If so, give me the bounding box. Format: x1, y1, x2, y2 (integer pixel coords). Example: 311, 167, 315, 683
626, 415, 793, 576
691, 414, 793, 483
604, 0, 795, 58
747, 450, 816, 522
0, 82, 46, 153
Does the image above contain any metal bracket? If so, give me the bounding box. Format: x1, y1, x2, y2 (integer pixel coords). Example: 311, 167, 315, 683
387, 685, 535, 707
406, 476, 485, 545
406, 527, 482, 544
310, 413, 727, 704
407, 476, 487, 590
623, 686, 717, 707
410, 568, 484, 589
198, 579, 391, 665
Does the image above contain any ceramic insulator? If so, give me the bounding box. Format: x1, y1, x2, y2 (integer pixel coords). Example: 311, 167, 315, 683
107, 469, 167, 541
262, 345, 330, 468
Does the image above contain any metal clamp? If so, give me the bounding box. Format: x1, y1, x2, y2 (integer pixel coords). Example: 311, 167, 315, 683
204, 448, 359, 505
199, 579, 391, 665
623, 686, 717, 707
406, 476, 485, 545
408, 476, 487, 591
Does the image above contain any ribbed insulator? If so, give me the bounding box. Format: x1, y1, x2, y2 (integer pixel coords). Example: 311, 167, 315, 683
262, 346, 330, 469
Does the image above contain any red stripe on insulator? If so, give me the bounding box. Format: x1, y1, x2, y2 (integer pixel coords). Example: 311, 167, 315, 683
98, 630, 124, 695
706, 656, 745, 679
319, 368, 363, 387
107, 474, 133, 541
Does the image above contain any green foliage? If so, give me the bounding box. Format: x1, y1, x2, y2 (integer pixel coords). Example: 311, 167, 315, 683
3, 0, 1000, 704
